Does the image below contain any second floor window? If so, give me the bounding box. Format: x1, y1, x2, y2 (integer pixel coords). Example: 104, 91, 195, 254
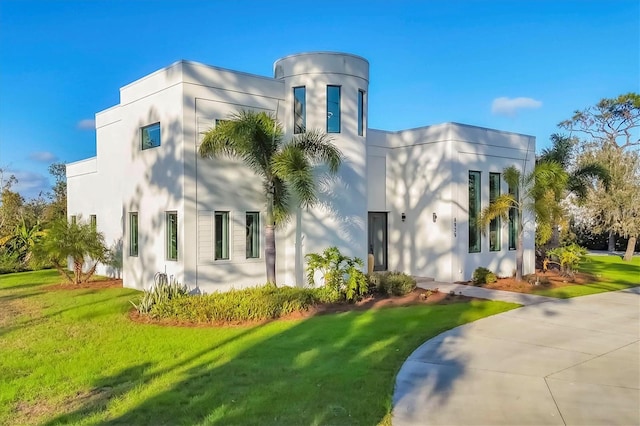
293, 87, 306, 134
327, 85, 341, 133
141, 123, 161, 150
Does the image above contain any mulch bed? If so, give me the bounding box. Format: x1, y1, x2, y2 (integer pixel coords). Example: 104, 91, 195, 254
44, 279, 123, 291
457, 269, 595, 293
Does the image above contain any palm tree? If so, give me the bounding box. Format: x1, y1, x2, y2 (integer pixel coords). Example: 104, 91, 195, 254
479, 162, 567, 281
0, 217, 46, 266
198, 110, 342, 285
538, 134, 610, 247
32, 218, 107, 284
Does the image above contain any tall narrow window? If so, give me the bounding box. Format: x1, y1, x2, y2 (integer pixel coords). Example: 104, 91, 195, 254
469, 171, 481, 253
489, 173, 501, 251
327, 85, 341, 133
90, 215, 97, 229
70, 215, 77, 225
246, 212, 260, 259
509, 183, 519, 250
166, 212, 178, 261
357, 90, 365, 136
215, 211, 229, 260
141, 122, 161, 150
293, 87, 306, 134
129, 213, 139, 256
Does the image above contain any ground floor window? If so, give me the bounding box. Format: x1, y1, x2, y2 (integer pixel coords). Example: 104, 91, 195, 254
468, 171, 481, 253
246, 212, 259, 259
129, 213, 138, 256
489, 173, 501, 251
215, 211, 229, 260
166, 211, 178, 261
509, 183, 519, 250
90, 214, 97, 229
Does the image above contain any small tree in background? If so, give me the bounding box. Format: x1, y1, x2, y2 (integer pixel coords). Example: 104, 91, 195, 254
32, 218, 107, 284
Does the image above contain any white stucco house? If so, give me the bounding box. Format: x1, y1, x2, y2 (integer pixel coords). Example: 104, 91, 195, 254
67, 52, 535, 292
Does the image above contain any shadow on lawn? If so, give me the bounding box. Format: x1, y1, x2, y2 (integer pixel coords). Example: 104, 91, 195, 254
43, 301, 505, 426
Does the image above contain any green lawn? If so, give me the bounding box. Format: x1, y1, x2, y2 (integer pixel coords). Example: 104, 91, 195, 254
532, 255, 640, 298
0, 270, 517, 425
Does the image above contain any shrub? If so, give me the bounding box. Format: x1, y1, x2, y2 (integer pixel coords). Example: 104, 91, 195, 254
472, 267, 497, 286
131, 273, 188, 314
546, 243, 588, 278
369, 271, 416, 296
305, 247, 368, 302
151, 284, 319, 323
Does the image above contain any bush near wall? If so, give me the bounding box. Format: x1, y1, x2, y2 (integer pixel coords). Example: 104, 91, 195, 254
472, 267, 497, 286
150, 285, 325, 323
368, 271, 416, 296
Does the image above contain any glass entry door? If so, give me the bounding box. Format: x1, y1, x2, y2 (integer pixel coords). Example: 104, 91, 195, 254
368, 212, 388, 271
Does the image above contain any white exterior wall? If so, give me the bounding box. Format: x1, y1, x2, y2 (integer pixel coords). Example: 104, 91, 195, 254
67, 52, 535, 290
274, 53, 370, 286
368, 123, 535, 282
180, 62, 286, 293
450, 124, 536, 281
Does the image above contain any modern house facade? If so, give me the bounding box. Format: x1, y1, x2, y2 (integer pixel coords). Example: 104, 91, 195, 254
67, 52, 536, 292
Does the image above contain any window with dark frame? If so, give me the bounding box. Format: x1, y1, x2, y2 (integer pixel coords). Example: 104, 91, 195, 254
468, 171, 481, 253
166, 211, 178, 261
141, 123, 161, 150
489, 173, 501, 251
246, 212, 259, 258
130, 213, 138, 256
509, 183, 519, 250
293, 87, 306, 134
327, 85, 341, 133
358, 90, 365, 136
215, 211, 229, 260
90, 215, 97, 229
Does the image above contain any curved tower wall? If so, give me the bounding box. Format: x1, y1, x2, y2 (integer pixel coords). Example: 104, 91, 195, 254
274, 52, 370, 284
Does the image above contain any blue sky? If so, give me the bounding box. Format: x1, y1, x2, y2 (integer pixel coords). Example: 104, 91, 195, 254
0, 0, 638, 199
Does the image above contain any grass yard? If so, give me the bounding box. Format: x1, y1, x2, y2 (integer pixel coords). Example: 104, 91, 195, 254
532, 255, 640, 298
0, 270, 517, 425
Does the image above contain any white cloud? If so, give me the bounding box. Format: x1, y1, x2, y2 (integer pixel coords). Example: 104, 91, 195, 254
28, 151, 58, 163
10, 170, 50, 199
491, 97, 542, 117
77, 118, 96, 130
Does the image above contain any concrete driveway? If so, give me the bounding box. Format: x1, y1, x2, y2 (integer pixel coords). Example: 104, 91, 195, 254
392, 287, 640, 425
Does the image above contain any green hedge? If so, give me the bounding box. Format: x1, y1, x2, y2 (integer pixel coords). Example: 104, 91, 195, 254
151, 285, 325, 323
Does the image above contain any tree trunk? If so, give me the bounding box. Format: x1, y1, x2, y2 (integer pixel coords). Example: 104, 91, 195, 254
549, 225, 561, 249
73, 258, 83, 285
265, 186, 277, 285
515, 233, 523, 281
623, 236, 637, 262
608, 230, 616, 252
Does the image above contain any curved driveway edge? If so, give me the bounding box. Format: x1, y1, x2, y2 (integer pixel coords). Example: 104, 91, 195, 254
392, 287, 640, 425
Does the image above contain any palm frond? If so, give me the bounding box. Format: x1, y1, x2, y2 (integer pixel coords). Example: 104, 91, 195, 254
272, 145, 317, 209
289, 130, 343, 173
478, 194, 513, 231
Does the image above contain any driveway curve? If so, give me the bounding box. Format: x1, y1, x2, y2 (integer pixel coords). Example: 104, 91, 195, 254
392, 287, 640, 425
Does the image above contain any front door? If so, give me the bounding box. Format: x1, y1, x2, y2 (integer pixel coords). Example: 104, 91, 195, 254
368, 212, 388, 271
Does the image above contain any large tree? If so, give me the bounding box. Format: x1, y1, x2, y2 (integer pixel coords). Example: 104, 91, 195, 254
559, 93, 640, 255
577, 146, 640, 261
479, 162, 567, 281
198, 110, 342, 285
537, 134, 609, 247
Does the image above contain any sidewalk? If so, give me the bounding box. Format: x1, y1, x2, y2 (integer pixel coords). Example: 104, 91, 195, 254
393, 287, 640, 425
415, 278, 557, 306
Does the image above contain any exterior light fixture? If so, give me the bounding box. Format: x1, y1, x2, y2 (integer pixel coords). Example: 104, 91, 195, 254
401, 213, 406, 222
433, 213, 437, 222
